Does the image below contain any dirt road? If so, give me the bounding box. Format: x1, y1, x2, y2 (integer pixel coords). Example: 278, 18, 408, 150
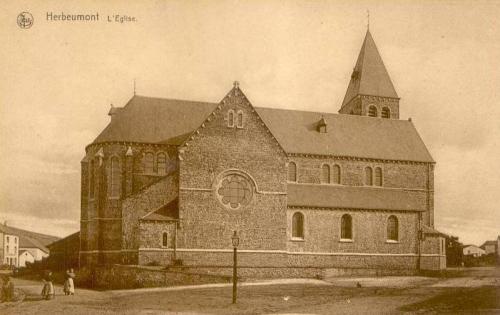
1, 267, 498, 314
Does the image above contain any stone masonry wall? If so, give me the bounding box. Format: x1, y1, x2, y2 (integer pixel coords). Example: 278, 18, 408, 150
121, 172, 179, 262
289, 155, 429, 189
421, 235, 446, 270
139, 221, 177, 249
81, 142, 177, 265
286, 209, 419, 254
178, 86, 288, 252
360, 95, 400, 119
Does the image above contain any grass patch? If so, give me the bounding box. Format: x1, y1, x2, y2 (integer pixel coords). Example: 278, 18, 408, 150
399, 287, 500, 313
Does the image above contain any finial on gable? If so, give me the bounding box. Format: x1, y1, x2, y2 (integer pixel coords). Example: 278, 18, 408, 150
126, 146, 133, 156
367, 9, 370, 31
233, 81, 240, 89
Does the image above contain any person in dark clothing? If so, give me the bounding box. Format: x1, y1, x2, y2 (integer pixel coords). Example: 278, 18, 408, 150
1, 276, 15, 302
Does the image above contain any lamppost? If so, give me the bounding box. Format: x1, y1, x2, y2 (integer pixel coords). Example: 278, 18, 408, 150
231, 230, 240, 304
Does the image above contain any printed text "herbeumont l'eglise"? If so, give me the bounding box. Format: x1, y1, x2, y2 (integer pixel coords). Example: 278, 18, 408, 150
46, 12, 136, 23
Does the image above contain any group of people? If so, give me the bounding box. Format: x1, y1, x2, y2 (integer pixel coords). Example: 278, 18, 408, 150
0, 269, 76, 302
41, 269, 76, 300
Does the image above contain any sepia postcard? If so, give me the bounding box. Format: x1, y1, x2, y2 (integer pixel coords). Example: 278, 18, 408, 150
1, 1, 499, 314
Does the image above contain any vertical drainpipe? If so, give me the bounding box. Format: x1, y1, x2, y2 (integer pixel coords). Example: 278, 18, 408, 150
418, 212, 422, 272
174, 221, 178, 262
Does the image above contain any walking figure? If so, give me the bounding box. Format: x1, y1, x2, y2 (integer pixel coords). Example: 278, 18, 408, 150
41, 271, 55, 300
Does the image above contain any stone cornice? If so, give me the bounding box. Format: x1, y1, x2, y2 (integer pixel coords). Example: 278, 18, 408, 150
287, 152, 434, 165
341, 94, 401, 111
85, 141, 177, 153
287, 205, 425, 212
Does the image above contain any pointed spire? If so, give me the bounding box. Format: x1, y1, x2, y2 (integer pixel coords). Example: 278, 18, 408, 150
341, 30, 398, 107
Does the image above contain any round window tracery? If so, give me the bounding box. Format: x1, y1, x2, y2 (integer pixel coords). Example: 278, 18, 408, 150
217, 174, 253, 209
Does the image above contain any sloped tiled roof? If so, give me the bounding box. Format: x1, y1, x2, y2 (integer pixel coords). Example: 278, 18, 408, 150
256, 107, 434, 162
19, 236, 49, 253
0, 223, 59, 247
480, 240, 498, 248
92, 95, 217, 145
141, 198, 179, 221
342, 30, 398, 107
422, 225, 447, 237
47, 231, 80, 250
91, 96, 433, 163
287, 183, 428, 211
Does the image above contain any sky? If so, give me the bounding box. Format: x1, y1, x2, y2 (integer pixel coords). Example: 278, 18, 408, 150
1, 0, 499, 246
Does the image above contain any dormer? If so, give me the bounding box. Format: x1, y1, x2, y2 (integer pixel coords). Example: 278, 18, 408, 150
317, 117, 327, 133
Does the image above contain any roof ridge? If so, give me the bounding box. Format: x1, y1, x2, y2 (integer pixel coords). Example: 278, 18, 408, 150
132, 94, 217, 105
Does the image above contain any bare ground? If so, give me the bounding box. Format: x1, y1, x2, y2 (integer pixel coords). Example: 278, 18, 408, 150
1, 267, 498, 315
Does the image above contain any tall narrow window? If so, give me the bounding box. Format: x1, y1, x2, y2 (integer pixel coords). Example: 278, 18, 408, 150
89, 160, 95, 198
162, 232, 168, 247
375, 167, 383, 186
387, 216, 398, 241
144, 152, 155, 174
292, 212, 304, 239
365, 167, 373, 186
368, 105, 378, 117
110, 157, 121, 198
236, 110, 243, 128
321, 164, 330, 184
228, 110, 235, 127
157, 152, 167, 175
288, 162, 297, 182
332, 165, 341, 184
381, 107, 390, 118
341, 214, 353, 240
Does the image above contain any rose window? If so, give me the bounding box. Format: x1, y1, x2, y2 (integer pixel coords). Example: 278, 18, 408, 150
217, 174, 253, 209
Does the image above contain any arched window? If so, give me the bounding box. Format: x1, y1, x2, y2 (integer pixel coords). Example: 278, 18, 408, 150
374, 167, 383, 186
288, 162, 297, 182
321, 164, 330, 184
109, 157, 121, 197
157, 152, 167, 175
365, 167, 373, 186
89, 160, 95, 198
381, 107, 390, 118
162, 232, 168, 247
368, 105, 378, 117
341, 214, 353, 240
332, 164, 341, 184
292, 212, 304, 239
144, 152, 155, 174
228, 110, 235, 127
236, 110, 243, 128
387, 216, 398, 241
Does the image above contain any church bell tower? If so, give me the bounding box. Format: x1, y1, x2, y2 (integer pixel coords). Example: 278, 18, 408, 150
339, 30, 400, 119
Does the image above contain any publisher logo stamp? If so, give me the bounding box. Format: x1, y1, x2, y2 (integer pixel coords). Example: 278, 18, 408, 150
17, 12, 34, 29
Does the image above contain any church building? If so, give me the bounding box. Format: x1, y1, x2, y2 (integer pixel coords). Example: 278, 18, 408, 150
80, 30, 446, 276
